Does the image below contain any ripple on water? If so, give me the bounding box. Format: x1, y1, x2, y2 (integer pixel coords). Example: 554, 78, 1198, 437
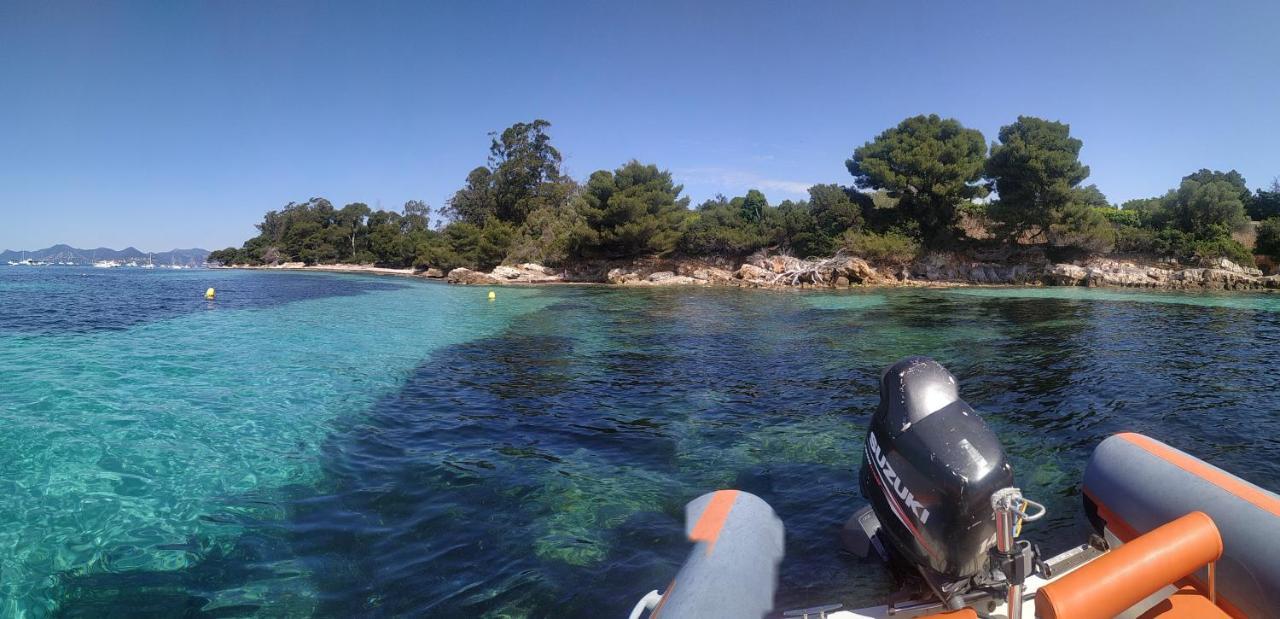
4, 275, 1280, 617
0, 271, 552, 615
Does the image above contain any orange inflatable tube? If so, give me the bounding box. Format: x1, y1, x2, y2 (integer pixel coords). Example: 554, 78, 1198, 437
1035, 511, 1222, 619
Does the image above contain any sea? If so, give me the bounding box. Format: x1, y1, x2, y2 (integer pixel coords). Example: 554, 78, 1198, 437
2, 266, 1278, 617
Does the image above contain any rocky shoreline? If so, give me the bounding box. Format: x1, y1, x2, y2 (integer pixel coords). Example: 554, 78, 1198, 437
443, 252, 1280, 291
223, 263, 423, 278
224, 253, 1280, 292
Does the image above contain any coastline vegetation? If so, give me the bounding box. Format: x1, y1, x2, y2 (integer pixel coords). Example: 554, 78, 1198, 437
209, 117, 1280, 272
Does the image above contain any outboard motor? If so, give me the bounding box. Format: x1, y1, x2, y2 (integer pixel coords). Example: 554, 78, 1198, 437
854, 357, 1015, 604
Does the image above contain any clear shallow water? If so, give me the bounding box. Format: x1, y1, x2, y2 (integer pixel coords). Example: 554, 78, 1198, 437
1, 268, 1279, 617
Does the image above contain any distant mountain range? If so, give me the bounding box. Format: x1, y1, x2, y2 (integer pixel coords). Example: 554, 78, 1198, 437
0, 245, 210, 266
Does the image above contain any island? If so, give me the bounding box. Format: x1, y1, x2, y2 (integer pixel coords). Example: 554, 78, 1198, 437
208, 117, 1280, 291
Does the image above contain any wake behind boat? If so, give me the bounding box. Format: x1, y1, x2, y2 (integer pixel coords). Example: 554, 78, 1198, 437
632, 357, 1279, 619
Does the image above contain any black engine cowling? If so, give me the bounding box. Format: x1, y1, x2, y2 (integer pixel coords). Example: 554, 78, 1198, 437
858, 357, 1013, 584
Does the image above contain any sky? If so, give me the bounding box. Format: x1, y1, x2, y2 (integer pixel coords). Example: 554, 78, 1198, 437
1, 1, 1278, 252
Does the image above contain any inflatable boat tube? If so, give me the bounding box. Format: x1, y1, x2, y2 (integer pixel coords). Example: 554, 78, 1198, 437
1082, 432, 1280, 618
642, 490, 784, 619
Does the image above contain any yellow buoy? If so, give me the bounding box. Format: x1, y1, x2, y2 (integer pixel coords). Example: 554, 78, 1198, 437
205, 287, 216, 300
487, 290, 496, 301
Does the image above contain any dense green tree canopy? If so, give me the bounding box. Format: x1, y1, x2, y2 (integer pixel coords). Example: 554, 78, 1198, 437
207, 247, 239, 265
214, 115, 1271, 274
1162, 171, 1250, 238
985, 116, 1091, 239
768, 198, 827, 257
570, 161, 690, 258
1110, 170, 1253, 263
1073, 184, 1111, 209
807, 183, 864, 235
1047, 202, 1115, 253
505, 201, 586, 267
847, 114, 987, 242
1250, 179, 1280, 221
401, 199, 432, 232
1182, 169, 1251, 208
983, 117, 1112, 251
1257, 217, 1280, 258
676, 185, 868, 258
765, 184, 866, 257
489, 119, 571, 224
740, 189, 768, 223
365, 202, 436, 266
678, 195, 772, 256
445, 167, 499, 225
212, 197, 436, 267
336, 202, 372, 261
1119, 196, 1166, 226
443, 120, 573, 227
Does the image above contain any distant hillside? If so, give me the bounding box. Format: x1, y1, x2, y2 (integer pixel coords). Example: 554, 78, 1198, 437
0, 245, 210, 266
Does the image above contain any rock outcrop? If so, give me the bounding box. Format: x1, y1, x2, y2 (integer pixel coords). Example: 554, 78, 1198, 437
490, 263, 563, 283
599, 262, 735, 286
441, 254, 1278, 291
685, 266, 735, 283
912, 252, 1042, 284
606, 267, 640, 284
601, 269, 702, 286
838, 257, 880, 284
446, 267, 500, 285
734, 264, 772, 282
1044, 257, 1271, 290
447, 263, 563, 284
1044, 264, 1088, 286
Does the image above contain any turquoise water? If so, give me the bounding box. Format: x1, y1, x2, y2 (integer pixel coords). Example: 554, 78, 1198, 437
2, 269, 1279, 617
0, 269, 552, 616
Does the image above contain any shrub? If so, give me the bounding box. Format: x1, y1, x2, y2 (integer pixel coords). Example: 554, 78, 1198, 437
413, 234, 459, 271
1120, 227, 1252, 265
841, 230, 921, 265
764, 200, 834, 258
1163, 174, 1249, 237
570, 161, 690, 259
1114, 226, 1156, 254
206, 247, 241, 265
507, 203, 587, 267
413, 219, 514, 271
1048, 203, 1115, 253
1255, 218, 1280, 258
678, 198, 771, 256
1251, 183, 1280, 221
957, 201, 988, 218
1098, 207, 1141, 228
1191, 237, 1253, 266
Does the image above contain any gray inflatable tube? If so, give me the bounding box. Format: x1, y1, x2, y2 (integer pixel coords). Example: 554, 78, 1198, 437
634, 490, 785, 619
1082, 432, 1280, 618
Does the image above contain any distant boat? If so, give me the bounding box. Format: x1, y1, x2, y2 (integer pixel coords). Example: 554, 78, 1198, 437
142, 253, 155, 269
14, 251, 34, 266
91, 250, 117, 268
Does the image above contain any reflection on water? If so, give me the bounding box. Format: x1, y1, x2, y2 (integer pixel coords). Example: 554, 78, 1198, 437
3, 273, 1280, 617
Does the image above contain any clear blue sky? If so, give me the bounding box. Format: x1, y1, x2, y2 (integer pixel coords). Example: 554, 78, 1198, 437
2, 0, 1277, 252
